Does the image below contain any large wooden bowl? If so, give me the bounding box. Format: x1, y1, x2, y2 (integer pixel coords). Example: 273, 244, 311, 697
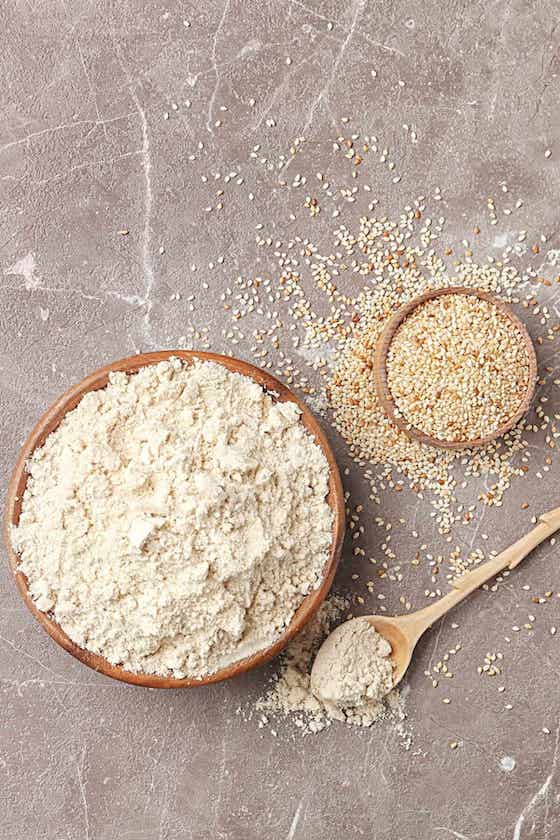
374, 287, 538, 450
5, 351, 345, 688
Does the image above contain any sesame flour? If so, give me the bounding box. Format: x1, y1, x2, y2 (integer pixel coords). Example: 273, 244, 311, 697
310, 617, 394, 713
12, 358, 333, 679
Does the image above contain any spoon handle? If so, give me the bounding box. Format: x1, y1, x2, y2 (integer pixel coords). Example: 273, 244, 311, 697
401, 505, 560, 639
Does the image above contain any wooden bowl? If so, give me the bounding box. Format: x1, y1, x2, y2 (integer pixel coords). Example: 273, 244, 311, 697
374, 287, 538, 450
4, 350, 345, 688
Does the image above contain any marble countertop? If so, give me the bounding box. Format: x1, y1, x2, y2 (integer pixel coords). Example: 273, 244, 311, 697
1, 2, 559, 838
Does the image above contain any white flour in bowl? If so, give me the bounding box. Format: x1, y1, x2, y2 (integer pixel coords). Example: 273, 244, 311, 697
12, 357, 334, 679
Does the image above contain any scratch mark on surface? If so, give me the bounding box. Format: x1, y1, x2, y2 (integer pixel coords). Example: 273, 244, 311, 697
287, 797, 305, 840
287, 0, 334, 25
544, 721, 560, 840
512, 722, 559, 840
129, 87, 155, 320
1, 277, 117, 305
1, 677, 122, 689
0, 114, 134, 156
251, 47, 323, 133
513, 777, 553, 840
300, 0, 363, 136
77, 43, 107, 140
532, 21, 558, 118
28, 150, 143, 186
206, 0, 231, 134
111, 35, 156, 344
288, 0, 404, 56
0, 633, 71, 681
362, 33, 405, 57
434, 829, 472, 840
426, 614, 446, 672
75, 747, 90, 840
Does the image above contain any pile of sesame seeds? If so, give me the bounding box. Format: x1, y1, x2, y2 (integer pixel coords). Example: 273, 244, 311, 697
385, 293, 533, 443
327, 257, 532, 534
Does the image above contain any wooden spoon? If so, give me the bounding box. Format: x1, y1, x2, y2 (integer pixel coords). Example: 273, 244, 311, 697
374, 286, 538, 450
324, 506, 560, 691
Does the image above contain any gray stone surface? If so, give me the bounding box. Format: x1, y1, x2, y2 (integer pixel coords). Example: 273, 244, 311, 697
1, 1, 560, 838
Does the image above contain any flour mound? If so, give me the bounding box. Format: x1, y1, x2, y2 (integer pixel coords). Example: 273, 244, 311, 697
310, 617, 394, 710
13, 358, 333, 679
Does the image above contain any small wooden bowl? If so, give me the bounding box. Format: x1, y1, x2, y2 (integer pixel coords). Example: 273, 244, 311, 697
4, 350, 345, 688
374, 287, 538, 450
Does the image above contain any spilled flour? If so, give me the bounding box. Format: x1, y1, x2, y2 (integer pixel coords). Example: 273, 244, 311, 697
256, 597, 406, 735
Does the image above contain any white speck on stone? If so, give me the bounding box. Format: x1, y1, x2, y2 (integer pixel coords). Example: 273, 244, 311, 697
500, 755, 516, 772
5, 252, 40, 291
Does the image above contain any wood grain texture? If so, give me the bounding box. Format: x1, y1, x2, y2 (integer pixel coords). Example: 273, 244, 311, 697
373, 286, 538, 450
4, 350, 345, 689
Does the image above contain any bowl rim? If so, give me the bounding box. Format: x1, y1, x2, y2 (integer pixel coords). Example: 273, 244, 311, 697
373, 286, 538, 450
4, 350, 345, 688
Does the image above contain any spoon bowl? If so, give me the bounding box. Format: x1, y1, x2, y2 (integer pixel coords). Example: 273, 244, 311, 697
364, 615, 415, 687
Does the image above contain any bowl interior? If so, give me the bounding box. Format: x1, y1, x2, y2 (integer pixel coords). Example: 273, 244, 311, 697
5, 350, 345, 688
374, 286, 538, 450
